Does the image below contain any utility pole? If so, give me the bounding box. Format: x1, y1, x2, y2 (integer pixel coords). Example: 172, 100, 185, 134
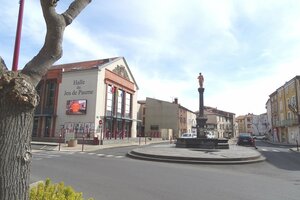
12, 0, 25, 71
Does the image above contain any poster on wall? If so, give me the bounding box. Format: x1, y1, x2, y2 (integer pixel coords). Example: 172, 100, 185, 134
66, 99, 87, 115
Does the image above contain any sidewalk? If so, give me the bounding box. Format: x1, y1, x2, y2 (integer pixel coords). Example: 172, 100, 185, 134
31, 138, 167, 152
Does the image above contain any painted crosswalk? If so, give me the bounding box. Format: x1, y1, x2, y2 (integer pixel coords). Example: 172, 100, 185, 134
32, 151, 126, 161
260, 148, 285, 152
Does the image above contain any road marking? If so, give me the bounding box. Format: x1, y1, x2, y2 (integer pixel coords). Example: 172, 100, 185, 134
261, 149, 268, 151
32, 151, 126, 160
115, 156, 125, 158
272, 149, 280, 152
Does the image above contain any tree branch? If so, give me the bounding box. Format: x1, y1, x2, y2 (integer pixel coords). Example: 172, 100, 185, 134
22, 0, 92, 86
0, 56, 8, 75
63, 0, 92, 25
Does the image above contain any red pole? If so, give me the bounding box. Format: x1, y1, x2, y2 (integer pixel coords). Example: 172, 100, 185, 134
12, 0, 25, 72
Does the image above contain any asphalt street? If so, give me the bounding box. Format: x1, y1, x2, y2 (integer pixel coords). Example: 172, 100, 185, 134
30, 141, 300, 200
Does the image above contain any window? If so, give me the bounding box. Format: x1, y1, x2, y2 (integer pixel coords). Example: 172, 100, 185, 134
117, 89, 123, 118
44, 117, 51, 137
32, 117, 39, 137
291, 96, 296, 106
106, 85, 114, 116
45, 80, 56, 109
125, 92, 131, 118
35, 82, 43, 113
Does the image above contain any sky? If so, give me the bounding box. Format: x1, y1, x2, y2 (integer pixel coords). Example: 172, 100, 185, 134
1, 0, 300, 116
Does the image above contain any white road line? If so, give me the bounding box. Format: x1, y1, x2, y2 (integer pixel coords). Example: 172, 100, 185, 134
88, 153, 96, 155
34, 153, 60, 157
261, 149, 268, 151
115, 156, 125, 158
105, 155, 114, 158
272, 149, 280, 152
97, 154, 105, 157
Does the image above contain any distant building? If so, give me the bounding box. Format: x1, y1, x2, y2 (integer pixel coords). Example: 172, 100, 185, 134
137, 97, 197, 138
204, 107, 236, 138
236, 115, 246, 134
265, 99, 272, 138
33, 57, 139, 142
252, 113, 269, 136
268, 76, 300, 144
236, 113, 262, 135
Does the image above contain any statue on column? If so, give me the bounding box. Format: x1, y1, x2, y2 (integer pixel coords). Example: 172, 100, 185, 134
198, 73, 204, 88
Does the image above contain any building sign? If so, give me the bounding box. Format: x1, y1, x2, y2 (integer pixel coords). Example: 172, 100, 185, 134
64, 79, 94, 96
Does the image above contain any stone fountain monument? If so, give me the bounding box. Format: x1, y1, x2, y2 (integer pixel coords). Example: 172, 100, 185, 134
176, 72, 229, 149
196, 73, 207, 138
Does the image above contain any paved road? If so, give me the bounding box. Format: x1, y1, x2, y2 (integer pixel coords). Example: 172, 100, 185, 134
255, 140, 300, 171
31, 142, 300, 200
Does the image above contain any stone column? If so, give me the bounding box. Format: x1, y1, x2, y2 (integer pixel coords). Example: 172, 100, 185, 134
197, 87, 207, 138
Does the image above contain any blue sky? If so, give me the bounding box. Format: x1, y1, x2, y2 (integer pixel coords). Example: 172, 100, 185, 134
1, 0, 300, 116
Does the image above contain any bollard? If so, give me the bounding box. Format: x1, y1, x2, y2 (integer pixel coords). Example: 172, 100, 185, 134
82, 136, 85, 152
58, 134, 62, 151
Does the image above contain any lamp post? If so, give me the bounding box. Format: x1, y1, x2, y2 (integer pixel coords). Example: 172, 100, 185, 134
12, 0, 25, 71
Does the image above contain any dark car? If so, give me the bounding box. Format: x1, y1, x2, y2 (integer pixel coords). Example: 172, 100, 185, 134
237, 133, 254, 146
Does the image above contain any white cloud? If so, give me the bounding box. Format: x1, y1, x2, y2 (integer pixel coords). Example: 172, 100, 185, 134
1, 0, 300, 116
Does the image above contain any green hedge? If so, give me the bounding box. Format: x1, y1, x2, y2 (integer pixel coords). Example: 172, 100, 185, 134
30, 178, 94, 200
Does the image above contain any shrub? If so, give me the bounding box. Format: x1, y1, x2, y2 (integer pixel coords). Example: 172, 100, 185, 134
30, 178, 94, 200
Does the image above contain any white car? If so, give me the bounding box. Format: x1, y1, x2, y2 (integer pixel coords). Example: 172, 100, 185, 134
180, 133, 197, 138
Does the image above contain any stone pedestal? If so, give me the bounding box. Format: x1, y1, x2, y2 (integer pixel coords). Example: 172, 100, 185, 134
176, 138, 229, 149
196, 116, 208, 138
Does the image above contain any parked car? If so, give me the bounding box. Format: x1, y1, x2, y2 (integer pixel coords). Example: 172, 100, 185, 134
237, 133, 254, 146
180, 133, 197, 138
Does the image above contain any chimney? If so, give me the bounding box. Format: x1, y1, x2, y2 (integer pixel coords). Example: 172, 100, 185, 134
174, 98, 178, 104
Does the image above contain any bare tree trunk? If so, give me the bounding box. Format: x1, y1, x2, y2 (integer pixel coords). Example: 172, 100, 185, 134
0, 1, 91, 199
0, 72, 38, 199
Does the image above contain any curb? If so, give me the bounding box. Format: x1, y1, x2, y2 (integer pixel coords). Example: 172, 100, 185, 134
127, 149, 266, 165
289, 148, 300, 153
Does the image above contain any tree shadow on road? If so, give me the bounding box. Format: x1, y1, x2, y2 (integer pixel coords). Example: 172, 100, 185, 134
260, 151, 300, 171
